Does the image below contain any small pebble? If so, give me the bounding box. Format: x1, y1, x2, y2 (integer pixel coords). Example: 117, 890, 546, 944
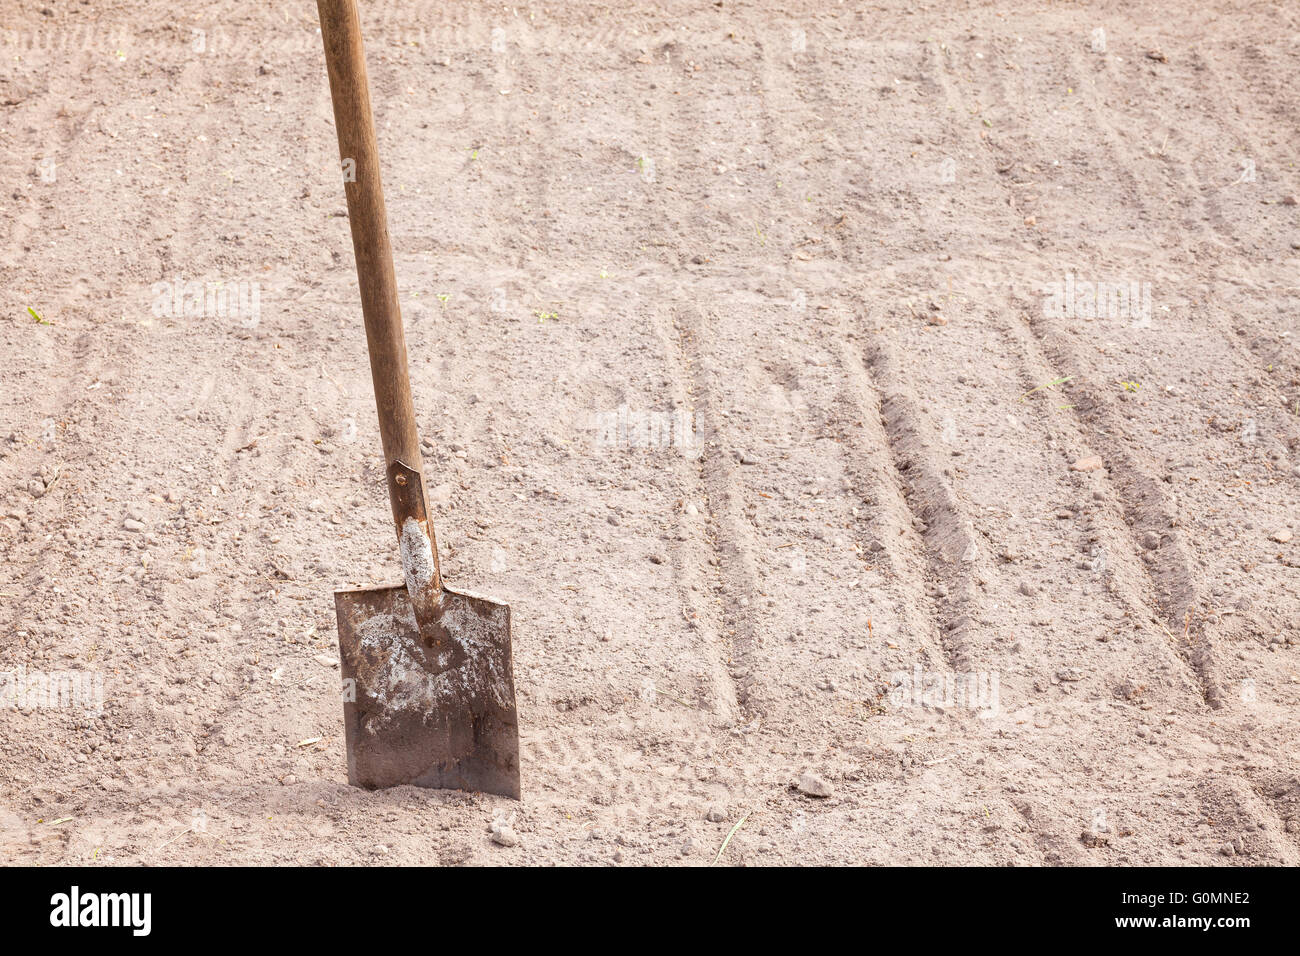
1080, 829, 1109, 848
491, 825, 520, 847
796, 770, 834, 798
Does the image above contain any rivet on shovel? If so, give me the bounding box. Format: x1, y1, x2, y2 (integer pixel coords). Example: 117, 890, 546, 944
317, 0, 520, 799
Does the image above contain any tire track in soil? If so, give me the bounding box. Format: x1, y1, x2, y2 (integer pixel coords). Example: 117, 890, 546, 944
0, 56, 89, 277
754, 36, 951, 677
855, 327, 985, 672
695, 36, 808, 717
967, 45, 1227, 709
774, 32, 982, 680
803, 38, 997, 677
746, 36, 1044, 861
1247, 770, 1300, 861
609, 32, 909, 817
662, 234, 761, 705
852, 45, 1228, 863
1108, 45, 1300, 403
774, 42, 1058, 862
917, 54, 1129, 665
1166, 49, 1300, 425
856, 43, 1037, 679
1064, 43, 1288, 694
657, 311, 903, 853
1130, 43, 1300, 849
988, 305, 1211, 683
973, 38, 1300, 847
957, 49, 1226, 695
496, 35, 757, 824
1053, 46, 1293, 466
668, 303, 772, 715
651, 307, 743, 723
707, 29, 930, 723
621, 39, 779, 725
595, 42, 970, 853
1020, 318, 1225, 710
829, 329, 965, 674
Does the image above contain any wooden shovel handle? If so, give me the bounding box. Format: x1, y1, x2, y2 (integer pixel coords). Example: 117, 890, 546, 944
317, 0, 441, 592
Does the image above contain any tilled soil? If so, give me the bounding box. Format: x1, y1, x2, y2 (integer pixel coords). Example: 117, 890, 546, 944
1, 0, 1298, 865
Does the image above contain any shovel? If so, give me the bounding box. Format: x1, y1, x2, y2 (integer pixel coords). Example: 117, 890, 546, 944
317, 0, 520, 799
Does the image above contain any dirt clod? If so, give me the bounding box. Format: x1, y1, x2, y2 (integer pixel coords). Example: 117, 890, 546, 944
797, 771, 834, 798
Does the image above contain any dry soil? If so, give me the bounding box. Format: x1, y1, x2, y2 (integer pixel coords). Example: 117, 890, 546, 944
1, 0, 1298, 865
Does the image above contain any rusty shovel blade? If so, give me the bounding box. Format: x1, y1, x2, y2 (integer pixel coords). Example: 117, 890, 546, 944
335, 583, 520, 798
